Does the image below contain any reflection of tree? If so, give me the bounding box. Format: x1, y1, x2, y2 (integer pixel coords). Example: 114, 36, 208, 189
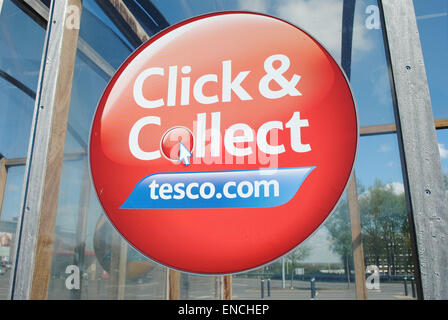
361, 179, 410, 275
288, 245, 310, 287
326, 192, 354, 278
327, 179, 412, 276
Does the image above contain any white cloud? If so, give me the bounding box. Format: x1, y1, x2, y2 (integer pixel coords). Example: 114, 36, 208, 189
439, 143, 448, 159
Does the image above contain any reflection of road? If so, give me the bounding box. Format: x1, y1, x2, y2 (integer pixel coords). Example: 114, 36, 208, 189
232, 278, 416, 300
0, 270, 11, 299
0, 272, 416, 300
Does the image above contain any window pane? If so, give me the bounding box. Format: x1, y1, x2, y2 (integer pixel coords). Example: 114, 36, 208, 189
39, 0, 417, 301
356, 134, 417, 299
47, 0, 167, 300
0, 0, 45, 300
413, 0, 448, 120
436, 129, 448, 190
151, 0, 395, 126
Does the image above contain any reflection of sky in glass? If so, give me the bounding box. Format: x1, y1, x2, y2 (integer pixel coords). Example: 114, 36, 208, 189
0, 165, 25, 221
356, 134, 404, 189
151, 0, 396, 127
437, 129, 448, 177
414, 0, 448, 120
0, 0, 44, 159
3, 0, 403, 269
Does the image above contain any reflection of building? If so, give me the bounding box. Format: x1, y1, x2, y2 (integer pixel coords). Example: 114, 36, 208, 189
0, 221, 16, 263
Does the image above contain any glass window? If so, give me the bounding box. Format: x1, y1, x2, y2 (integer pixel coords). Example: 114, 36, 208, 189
356, 134, 416, 299
413, 0, 448, 120
437, 129, 448, 190
148, 0, 416, 300
46, 0, 168, 300
12, 0, 420, 300
0, 0, 45, 299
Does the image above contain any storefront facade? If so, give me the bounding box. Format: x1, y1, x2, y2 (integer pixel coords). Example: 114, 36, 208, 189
0, 0, 447, 300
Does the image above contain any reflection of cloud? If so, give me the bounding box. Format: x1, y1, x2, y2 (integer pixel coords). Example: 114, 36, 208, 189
238, 0, 268, 12
6, 184, 20, 192
360, 181, 405, 198
275, 0, 372, 60
302, 226, 341, 264
439, 143, 448, 159
378, 144, 392, 153
385, 182, 404, 195
386, 161, 394, 167
371, 65, 392, 106
417, 12, 447, 20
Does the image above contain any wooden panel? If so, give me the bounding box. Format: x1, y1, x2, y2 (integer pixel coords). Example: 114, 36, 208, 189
347, 173, 367, 300
168, 269, 180, 300
223, 275, 232, 300
435, 119, 448, 130
109, 0, 149, 42
360, 123, 396, 136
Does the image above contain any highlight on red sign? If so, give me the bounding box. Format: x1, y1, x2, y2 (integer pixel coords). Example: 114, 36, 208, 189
89, 11, 358, 274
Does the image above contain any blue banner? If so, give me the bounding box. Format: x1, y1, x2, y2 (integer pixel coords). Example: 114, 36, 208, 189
121, 167, 315, 209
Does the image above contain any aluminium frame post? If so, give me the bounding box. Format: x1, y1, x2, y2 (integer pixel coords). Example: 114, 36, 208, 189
380, 0, 448, 299
9, 0, 82, 299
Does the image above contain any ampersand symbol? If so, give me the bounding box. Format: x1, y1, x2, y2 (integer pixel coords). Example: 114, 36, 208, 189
259, 54, 302, 99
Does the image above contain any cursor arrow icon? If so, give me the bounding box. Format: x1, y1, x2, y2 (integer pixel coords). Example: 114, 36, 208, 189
178, 141, 192, 166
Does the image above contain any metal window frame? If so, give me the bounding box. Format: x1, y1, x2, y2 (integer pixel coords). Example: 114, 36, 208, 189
379, 0, 448, 299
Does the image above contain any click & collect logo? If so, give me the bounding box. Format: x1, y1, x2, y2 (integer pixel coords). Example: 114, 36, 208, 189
89, 12, 358, 274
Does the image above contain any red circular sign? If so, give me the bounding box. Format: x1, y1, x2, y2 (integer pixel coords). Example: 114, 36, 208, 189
89, 12, 358, 274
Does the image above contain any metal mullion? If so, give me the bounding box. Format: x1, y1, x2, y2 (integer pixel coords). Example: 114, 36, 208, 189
12, 0, 48, 28
379, 0, 448, 299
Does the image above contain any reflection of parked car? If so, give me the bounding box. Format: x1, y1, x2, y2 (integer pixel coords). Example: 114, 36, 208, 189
0, 262, 10, 274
